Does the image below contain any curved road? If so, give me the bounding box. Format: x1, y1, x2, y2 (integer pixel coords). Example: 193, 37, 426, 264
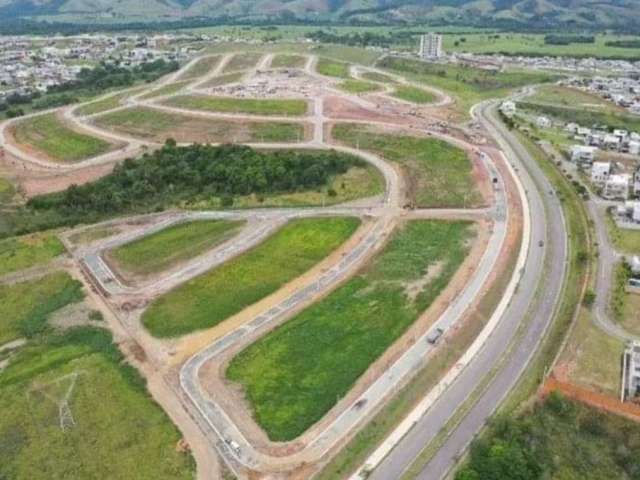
364, 101, 569, 480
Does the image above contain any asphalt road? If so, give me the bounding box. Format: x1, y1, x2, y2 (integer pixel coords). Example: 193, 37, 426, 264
368, 101, 569, 480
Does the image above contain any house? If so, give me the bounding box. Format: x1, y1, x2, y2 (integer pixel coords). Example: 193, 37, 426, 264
591, 161, 611, 186
603, 134, 621, 150
536, 116, 551, 128
634, 202, 640, 223
631, 256, 640, 275
565, 122, 579, 134
628, 140, 640, 156
634, 169, 640, 196
571, 145, 597, 167
622, 341, 640, 401
603, 173, 630, 200
500, 101, 516, 117
587, 133, 603, 147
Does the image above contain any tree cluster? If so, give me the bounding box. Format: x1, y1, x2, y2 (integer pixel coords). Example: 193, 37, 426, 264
28, 142, 362, 217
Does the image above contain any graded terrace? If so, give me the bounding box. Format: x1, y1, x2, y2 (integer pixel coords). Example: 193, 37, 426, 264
10, 113, 115, 162
142, 217, 360, 337
164, 95, 309, 116
333, 123, 482, 208
227, 220, 475, 441
107, 219, 246, 278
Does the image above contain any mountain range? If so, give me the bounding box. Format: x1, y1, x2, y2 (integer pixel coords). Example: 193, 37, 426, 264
1, 0, 639, 29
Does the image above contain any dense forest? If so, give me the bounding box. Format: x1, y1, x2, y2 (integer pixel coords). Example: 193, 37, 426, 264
1, 143, 364, 238
456, 393, 640, 480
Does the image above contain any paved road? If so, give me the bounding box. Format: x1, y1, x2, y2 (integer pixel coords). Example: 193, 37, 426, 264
366, 101, 568, 480
50, 54, 522, 478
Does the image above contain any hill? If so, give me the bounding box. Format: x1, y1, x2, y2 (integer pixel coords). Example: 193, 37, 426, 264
2, 0, 640, 30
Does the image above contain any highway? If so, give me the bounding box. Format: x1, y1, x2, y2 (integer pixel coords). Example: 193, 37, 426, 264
364, 101, 569, 480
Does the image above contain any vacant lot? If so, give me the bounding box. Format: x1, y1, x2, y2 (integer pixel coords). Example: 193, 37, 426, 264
202, 72, 244, 88
142, 217, 360, 338
165, 95, 308, 116
338, 79, 381, 94
76, 91, 129, 116
606, 215, 640, 254
271, 54, 307, 68
177, 55, 220, 80
227, 220, 474, 441
316, 58, 351, 78
0, 233, 65, 276
379, 56, 557, 115
222, 52, 263, 73
392, 85, 436, 104
94, 107, 305, 143
11, 113, 113, 162
332, 124, 481, 208
519, 101, 640, 132
0, 178, 15, 204
0, 271, 83, 345
361, 71, 397, 84
528, 85, 623, 112
621, 293, 640, 337
188, 164, 384, 209
0, 327, 194, 479
108, 219, 245, 277
138, 80, 190, 100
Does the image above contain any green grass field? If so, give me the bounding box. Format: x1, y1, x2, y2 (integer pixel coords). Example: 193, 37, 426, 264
164, 95, 309, 116
177, 55, 220, 80
621, 293, 640, 337
332, 123, 481, 208
443, 32, 640, 60
12, 113, 113, 162
227, 220, 474, 441
142, 217, 360, 338
271, 54, 307, 68
0, 233, 65, 276
519, 101, 640, 132
68, 226, 120, 245
186, 164, 384, 209
223, 52, 263, 73
94, 107, 305, 143
0, 178, 15, 204
361, 71, 398, 84
109, 219, 245, 277
0, 327, 195, 479
606, 215, 640, 254
337, 79, 381, 94
76, 91, 129, 116
0, 271, 83, 344
316, 58, 351, 78
527, 85, 622, 112
392, 85, 436, 104
202, 72, 244, 88
138, 80, 190, 100
379, 56, 558, 116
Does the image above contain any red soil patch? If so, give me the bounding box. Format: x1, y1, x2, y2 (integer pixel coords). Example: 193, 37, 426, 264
541, 375, 640, 423
324, 96, 412, 125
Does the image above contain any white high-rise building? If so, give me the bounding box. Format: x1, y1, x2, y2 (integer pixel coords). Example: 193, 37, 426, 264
419, 33, 443, 59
